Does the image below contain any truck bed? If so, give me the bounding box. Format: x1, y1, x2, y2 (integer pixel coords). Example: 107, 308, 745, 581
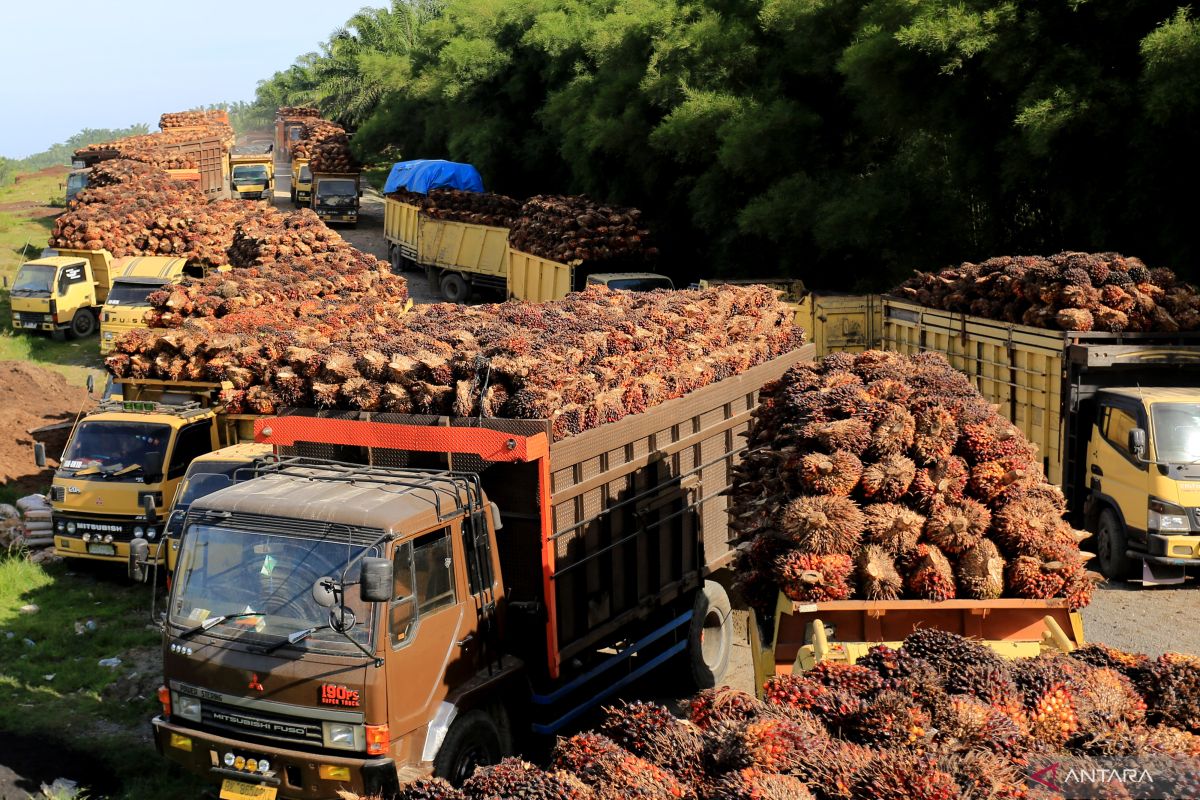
255, 345, 815, 679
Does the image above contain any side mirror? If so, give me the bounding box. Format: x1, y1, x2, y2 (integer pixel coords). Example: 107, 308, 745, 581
33, 443, 47, 468
2, 275, 7, 289
86, 374, 95, 395
1128, 428, 1148, 460
312, 577, 337, 608
489, 502, 503, 532
143, 493, 157, 523
359, 558, 393, 603
129, 538, 150, 582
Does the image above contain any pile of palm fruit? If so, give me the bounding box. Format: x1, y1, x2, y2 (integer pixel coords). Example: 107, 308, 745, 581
509, 194, 657, 266
290, 119, 350, 160
277, 106, 320, 118
729, 351, 1098, 611
387, 188, 522, 228
106, 284, 801, 435
895, 252, 1200, 332
160, 110, 228, 129
383, 635, 1200, 800
76, 122, 235, 169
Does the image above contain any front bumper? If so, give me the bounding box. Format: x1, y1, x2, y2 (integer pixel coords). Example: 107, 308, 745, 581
12, 312, 63, 333
54, 535, 164, 564
236, 190, 269, 200
315, 211, 358, 223
295, 191, 311, 203
153, 716, 401, 800
1144, 533, 1200, 560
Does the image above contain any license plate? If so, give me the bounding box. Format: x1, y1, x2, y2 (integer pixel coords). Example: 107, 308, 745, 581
86, 542, 116, 556
22, 322, 38, 329
220, 780, 277, 800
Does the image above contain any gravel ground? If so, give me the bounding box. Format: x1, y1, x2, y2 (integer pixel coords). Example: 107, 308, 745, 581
1081, 577, 1200, 657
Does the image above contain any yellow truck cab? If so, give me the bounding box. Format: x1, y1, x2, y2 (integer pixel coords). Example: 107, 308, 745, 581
9, 249, 112, 340
1086, 387, 1200, 582
66, 166, 89, 204
311, 172, 360, 226
161, 443, 273, 572
99, 256, 192, 354
290, 159, 312, 207
51, 379, 251, 567
230, 146, 274, 202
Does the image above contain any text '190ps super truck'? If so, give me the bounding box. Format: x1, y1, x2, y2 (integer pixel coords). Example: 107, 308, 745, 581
141, 346, 811, 799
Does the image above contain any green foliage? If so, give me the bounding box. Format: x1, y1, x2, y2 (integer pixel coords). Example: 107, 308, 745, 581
0, 125, 150, 187
247, 0, 1200, 287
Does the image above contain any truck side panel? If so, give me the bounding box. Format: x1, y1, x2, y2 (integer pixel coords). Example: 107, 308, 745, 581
417, 216, 508, 276
545, 347, 813, 664
508, 249, 574, 302
384, 199, 421, 258
807, 293, 882, 355
881, 298, 1070, 484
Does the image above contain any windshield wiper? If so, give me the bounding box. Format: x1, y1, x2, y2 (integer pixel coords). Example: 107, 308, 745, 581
178, 611, 265, 639
261, 624, 331, 654
111, 463, 144, 477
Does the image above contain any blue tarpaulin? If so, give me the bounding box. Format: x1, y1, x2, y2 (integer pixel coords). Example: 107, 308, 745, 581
383, 160, 485, 195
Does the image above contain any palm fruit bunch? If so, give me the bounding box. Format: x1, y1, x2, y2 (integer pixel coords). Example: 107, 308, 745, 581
388, 187, 523, 228
160, 109, 229, 129
895, 251, 1200, 332
731, 350, 1098, 610
363, 639, 1200, 800
110, 283, 803, 440
508, 195, 658, 267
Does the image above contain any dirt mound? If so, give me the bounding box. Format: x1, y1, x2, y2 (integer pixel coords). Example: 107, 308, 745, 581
0, 361, 91, 491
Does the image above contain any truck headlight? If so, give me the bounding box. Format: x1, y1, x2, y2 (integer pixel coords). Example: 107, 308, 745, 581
173, 692, 202, 722
56, 521, 65, 532
322, 722, 359, 750
66, 522, 77, 534
1149, 497, 1191, 533
133, 526, 144, 536
147, 528, 157, 540
104, 332, 113, 339
43, 314, 54, 322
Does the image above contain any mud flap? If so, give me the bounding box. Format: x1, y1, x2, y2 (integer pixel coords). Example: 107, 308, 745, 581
1136, 554, 1188, 586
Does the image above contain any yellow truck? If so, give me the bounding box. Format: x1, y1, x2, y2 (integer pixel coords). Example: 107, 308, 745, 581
230, 145, 274, 202
9, 248, 115, 340
46, 378, 258, 567
290, 158, 312, 207
881, 296, 1200, 585
98, 256, 198, 354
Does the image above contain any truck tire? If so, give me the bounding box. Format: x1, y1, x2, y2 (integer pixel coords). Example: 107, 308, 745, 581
388, 245, 403, 273
440, 273, 470, 303
1096, 507, 1131, 580
686, 580, 732, 690
69, 310, 96, 339
433, 709, 503, 787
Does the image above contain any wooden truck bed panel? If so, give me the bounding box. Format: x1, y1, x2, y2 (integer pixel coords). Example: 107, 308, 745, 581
508, 250, 574, 302
417, 216, 508, 276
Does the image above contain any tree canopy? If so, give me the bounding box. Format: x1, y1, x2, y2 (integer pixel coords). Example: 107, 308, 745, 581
245, 0, 1200, 288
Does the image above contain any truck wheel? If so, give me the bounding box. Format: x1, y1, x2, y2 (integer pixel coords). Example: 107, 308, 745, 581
433, 710, 503, 787
440, 273, 471, 303
388, 245, 404, 274
686, 580, 732, 690
1096, 508, 1131, 580
69, 310, 96, 339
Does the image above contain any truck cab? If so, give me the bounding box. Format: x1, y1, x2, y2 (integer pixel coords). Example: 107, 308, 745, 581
66, 167, 89, 204
1086, 387, 1200, 583
99, 256, 192, 354
9, 250, 110, 339
51, 383, 241, 567
291, 159, 312, 207
231, 150, 274, 202
161, 442, 272, 572
311, 173, 360, 226
150, 459, 509, 798
585, 272, 674, 292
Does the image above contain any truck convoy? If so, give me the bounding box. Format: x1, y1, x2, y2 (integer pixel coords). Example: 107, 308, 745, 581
142, 346, 810, 798
230, 144, 275, 202
382, 160, 672, 303
880, 297, 1200, 584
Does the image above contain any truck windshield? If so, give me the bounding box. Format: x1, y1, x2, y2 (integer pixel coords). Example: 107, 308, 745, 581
317, 180, 356, 205
233, 165, 269, 182
170, 524, 376, 651
11, 265, 56, 296
60, 420, 170, 481
66, 172, 88, 197
106, 280, 165, 306
297, 166, 312, 183
1152, 403, 1200, 464
595, 276, 674, 292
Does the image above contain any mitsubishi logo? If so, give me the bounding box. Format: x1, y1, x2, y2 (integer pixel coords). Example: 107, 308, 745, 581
94, 498, 103, 506
248, 673, 264, 692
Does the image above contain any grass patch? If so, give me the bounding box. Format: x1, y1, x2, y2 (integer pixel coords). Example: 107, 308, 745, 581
361, 160, 394, 192
0, 289, 105, 387
0, 555, 204, 797
0, 169, 65, 283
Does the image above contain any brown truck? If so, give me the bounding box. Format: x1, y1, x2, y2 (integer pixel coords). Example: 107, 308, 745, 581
139, 346, 812, 799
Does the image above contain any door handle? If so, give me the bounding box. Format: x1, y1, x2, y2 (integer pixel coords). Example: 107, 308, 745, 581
456, 635, 475, 648
1091, 465, 1103, 476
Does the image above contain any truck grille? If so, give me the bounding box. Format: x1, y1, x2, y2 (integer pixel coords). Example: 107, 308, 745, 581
17, 312, 44, 324
201, 701, 324, 748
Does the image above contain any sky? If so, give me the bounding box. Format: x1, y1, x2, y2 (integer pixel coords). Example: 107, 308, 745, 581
0, 1, 380, 159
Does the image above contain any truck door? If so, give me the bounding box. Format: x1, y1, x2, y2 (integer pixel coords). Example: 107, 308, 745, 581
58, 262, 92, 309
385, 525, 471, 740
164, 419, 217, 510
1090, 400, 1149, 542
